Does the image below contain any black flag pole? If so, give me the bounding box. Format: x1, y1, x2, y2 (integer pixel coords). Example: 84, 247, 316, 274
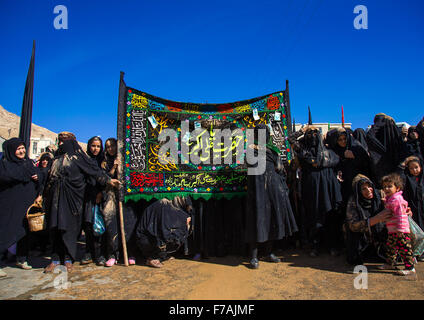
19, 40, 35, 153
308, 106, 312, 125
117, 71, 129, 266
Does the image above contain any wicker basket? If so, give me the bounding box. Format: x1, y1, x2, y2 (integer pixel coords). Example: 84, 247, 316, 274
26, 203, 46, 232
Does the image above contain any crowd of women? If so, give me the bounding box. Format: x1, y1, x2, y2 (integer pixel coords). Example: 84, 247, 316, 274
0, 113, 423, 280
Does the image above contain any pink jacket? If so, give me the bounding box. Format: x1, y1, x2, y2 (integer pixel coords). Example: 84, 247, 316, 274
384, 191, 410, 234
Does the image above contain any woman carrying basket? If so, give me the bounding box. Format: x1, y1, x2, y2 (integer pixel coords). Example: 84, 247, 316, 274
0, 138, 43, 277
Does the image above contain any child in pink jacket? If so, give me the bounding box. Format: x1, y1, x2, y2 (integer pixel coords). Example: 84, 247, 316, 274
378, 173, 416, 277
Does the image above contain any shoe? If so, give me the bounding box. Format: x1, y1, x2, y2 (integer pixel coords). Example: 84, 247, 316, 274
193, 253, 202, 261
265, 253, 281, 263
64, 260, 73, 273
80, 253, 92, 265
418, 255, 424, 262
105, 258, 117, 267
310, 249, 319, 257
146, 259, 163, 268
128, 257, 136, 265
396, 268, 417, 280
0, 268, 7, 277
377, 263, 395, 270
16, 261, 32, 270
330, 248, 340, 257
249, 258, 259, 269
44, 261, 60, 273
96, 256, 106, 266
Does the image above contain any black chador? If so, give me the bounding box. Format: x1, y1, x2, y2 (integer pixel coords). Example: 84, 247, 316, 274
403, 162, 424, 231
366, 113, 405, 187
404, 126, 423, 163
289, 126, 342, 255
44, 139, 111, 261
353, 128, 369, 153
0, 138, 40, 255
326, 127, 370, 204
245, 124, 298, 268
135, 197, 193, 263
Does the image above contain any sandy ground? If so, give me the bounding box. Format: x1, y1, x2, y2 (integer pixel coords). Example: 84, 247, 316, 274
1, 247, 424, 300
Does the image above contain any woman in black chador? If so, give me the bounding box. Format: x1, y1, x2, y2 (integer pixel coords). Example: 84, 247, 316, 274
43, 132, 120, 273
245, 124, 298, 269
404, 126, 423, 163
135, 196, 193, 268
366, 113, 405, 187
343, 174, 390, 265
352, 128, 369, 153
402, 156, 424, 261
81, 136, 106, 266
100, 138, 122, 267
289, 126, 342, 257
326, 127, 370, 255
0, 138, 42, 275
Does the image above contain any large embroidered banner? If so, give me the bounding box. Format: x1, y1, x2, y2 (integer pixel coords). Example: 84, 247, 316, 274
123, 87, 292, 202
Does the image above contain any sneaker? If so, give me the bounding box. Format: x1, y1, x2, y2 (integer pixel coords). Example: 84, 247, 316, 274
249, 258, 259, 269
105, 258, 117, 267
96, 256, 106, 266
377, 263, 395, 270
265, 253, 281, 263
16, 261, 32, 270
128, 257, 136, 265
418, 255, 424, 262
80, 253, 92, 265
0, 268, 7, 277
396, 268, 417, 280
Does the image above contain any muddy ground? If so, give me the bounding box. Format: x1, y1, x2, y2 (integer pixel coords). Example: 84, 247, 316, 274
1, 246, 423, 300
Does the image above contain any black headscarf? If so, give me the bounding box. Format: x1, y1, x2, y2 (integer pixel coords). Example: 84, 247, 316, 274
326, 128, 351, 159
366, 113, 403, 159
298, 127, 339, 168
2, 137, 27, 163
352, 175, 382, 222
86, 136, 104, 167
353, 128, 368, 152
58, 139, 83, 157
103, 138, 117, 173
366, 114, 405, 185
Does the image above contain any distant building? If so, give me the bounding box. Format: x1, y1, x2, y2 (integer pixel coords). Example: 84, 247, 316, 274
293, 123, 352, 136
29, 135, 56, 159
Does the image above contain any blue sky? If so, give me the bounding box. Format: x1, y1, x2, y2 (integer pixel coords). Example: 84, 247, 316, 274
0, 0, 423, 144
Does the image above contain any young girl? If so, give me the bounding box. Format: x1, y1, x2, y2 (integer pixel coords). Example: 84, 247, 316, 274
403, 156, 424, 261
378, 173, 416, 277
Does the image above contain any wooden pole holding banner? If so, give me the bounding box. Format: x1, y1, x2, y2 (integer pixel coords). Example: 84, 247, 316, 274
117, 71, 129, 266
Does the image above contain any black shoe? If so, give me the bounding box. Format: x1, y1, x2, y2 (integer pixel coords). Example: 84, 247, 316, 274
249, 258, 259, 269
81, 253, 92, 265
310, 249, 319, 257
265, 253, 281, 263
96, 256, 106, 266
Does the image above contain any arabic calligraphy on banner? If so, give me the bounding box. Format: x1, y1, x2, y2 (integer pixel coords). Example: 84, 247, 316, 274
123, 88, 292, 201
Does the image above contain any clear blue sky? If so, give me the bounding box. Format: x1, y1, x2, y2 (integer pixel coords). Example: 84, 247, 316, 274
0, 0, 423, 144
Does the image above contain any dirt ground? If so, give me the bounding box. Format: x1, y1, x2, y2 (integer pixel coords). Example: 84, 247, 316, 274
1, 247, 424, 300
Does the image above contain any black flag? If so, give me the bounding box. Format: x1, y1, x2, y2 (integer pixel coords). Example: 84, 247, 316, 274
18, 40, 35, 152
308, 106, 312, 125
292, 117, 296, 132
